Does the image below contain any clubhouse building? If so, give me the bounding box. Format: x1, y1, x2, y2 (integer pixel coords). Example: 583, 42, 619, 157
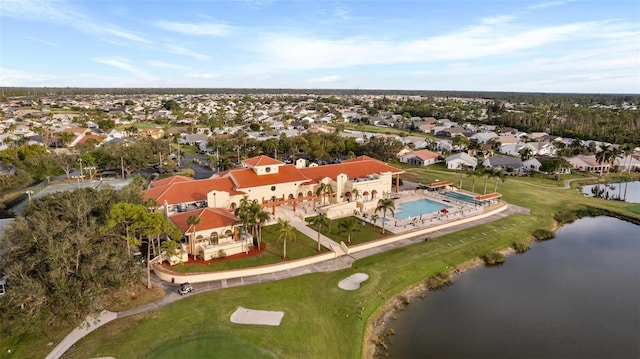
143, 155, 404, 261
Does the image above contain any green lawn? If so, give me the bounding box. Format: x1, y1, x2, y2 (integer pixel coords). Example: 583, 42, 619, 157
308, 216, 384, 245
5, 172, 640, 359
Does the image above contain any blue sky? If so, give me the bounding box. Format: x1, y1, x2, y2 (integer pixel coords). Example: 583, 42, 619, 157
1, 0, 639, 93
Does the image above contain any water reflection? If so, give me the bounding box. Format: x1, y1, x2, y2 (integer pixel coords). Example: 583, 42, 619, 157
582, 180, 640, 203
383, 217, 640, 359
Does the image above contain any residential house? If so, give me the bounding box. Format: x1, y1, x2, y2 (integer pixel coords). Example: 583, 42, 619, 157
482, 156, 524, 173
565, 155, 609, 173
469, 132, 498, 144
399, 149, 440, 166
445, 152, 478, 170
499, 143, 538, 157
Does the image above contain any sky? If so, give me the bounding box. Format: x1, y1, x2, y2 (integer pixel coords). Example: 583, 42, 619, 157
1, 0, 639, 93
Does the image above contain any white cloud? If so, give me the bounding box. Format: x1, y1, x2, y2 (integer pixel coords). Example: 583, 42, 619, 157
93, 57, 141, 74
186, 72, 218, 79
255, 19, 632, 71
480, 15, 517, 25
25, 36, 58, 46
154, 21, 231, 36
164, 44, 210, 61
527, 1, 569, 10
147, 61, 192, 70
308, 75, 342, 83
0, 67, 58, 86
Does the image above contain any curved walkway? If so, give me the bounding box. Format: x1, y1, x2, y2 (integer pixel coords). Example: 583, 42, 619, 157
46, 203, 529, 359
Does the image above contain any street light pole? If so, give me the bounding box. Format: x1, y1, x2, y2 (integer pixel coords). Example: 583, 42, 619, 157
77, 158, 84, 182
26, 190, 33, 203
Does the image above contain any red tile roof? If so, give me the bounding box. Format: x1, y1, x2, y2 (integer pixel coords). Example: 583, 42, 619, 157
227, 165, 311, 189
427, 180, 452, 188
77, 135, 107, 145
170, 207, 238, 232
243, 155, 283, 167
300, 158, 403, 183
475, 192, 502, 200
143, 177, 243, 205
149, 175, 194, 188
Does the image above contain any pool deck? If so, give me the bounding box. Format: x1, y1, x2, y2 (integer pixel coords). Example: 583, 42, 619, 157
367, 190, 489, 235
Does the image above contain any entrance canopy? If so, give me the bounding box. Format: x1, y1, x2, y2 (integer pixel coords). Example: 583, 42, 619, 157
427, 181, 453, 190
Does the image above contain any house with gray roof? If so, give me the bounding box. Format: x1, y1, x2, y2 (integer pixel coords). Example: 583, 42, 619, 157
482, 156, 524, 173
445, 152, 478, 170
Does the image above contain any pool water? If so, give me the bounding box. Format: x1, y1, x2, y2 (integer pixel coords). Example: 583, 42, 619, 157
394, 199, 450, 220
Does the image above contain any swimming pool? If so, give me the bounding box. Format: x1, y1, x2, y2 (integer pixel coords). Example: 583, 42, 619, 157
394, 199, 450, 220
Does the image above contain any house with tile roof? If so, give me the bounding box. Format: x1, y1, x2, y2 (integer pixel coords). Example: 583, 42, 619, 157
445, 152, 478, 170
143, 155, 404, 259
399, 149, 440, 166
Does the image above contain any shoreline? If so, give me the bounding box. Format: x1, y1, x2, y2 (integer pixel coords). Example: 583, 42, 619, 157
363, 246, 516, 358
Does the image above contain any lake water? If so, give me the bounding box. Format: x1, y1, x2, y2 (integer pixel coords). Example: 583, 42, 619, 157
581, 180, 640, 203
383, 216, 640, 358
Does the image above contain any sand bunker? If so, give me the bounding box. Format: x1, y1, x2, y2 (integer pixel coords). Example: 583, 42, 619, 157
230, 307, 284, 326
339, 273, 369, 290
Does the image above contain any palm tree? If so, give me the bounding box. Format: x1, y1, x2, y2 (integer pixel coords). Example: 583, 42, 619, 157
518, 146, 533, 161
338, 217, 360, 244
253, 203, 271, 249
351, 188, 360, 202
277, 218, 296, 260
493, 169, 506, 193
375, 198, 395, 234
481, 167, 493, 194
186, 214, 201, 259
466, 168, 481, 194
309, 213, 331, 251
316, 182, 334, 206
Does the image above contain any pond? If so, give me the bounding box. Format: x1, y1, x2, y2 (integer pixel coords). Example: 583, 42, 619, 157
383, 216, 640, 358
581, 180, 640, 203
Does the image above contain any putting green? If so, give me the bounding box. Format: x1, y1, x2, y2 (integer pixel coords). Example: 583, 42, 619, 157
145, 332, 274, 358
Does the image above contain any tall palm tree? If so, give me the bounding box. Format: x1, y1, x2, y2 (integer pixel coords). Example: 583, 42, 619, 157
316, 182, 334, 206
254, 206, 271, 249
518, 146, 533, 161
309, 213, 331, 251
351, 188, 360, 202
277, 218, 296, 260
186, 214, 201, 259
375, 198, 395, 234
493, 169, 506, 193
467, 168, 481, 194
481, 167, 493, 194
338, 217, 360, 244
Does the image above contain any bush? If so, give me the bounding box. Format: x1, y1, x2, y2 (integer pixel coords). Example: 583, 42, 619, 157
482, 251, 505, 265
532, 229, 555, 241
512, 241, 530, 253
216, 249, 227, 259
425, 272, 452, 290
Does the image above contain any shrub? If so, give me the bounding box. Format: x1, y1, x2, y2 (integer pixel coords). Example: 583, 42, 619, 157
482, 251, 505, 265
216, 249, 227, 259
513, 241, 530, 253
532, 229, 555, 241
426, 272, 452, 290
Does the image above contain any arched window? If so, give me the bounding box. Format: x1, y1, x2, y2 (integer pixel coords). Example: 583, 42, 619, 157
307, 191, 313, 197
371, 189, 378, 199
196, 235, 204, 243
298, 192, 303, 198
288, 194, 294, 200
224, 229, 233, 238
210, 232, 219, 245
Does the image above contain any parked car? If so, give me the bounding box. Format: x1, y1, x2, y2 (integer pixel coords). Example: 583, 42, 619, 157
179, 282, 193, 295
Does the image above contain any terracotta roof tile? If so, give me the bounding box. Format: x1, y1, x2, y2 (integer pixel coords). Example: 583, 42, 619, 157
149, 175, 194, 188
299, 158, 403, 183
143, 177, 243, 205
475, 192, 502, 200
243, 155, 283, 167
227, 166, 311, 189
170, 207, 238, 232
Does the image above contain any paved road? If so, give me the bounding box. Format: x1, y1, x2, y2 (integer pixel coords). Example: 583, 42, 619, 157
45, 203, 529, 359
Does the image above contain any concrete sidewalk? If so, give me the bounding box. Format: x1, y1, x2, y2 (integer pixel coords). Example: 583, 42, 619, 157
46, 203, 529, 359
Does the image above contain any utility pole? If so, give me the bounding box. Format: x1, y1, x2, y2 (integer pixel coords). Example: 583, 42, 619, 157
121, 157, 125, 180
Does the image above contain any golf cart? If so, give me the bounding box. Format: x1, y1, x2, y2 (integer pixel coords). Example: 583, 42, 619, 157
179, 282, 193, 295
